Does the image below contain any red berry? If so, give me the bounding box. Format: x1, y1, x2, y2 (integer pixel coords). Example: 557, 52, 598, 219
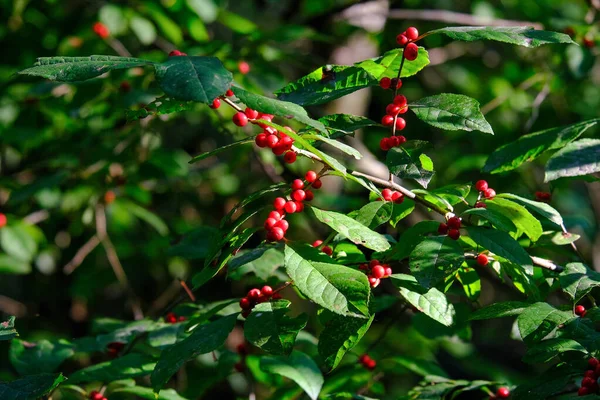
379, 77, 391, 89
484, 188, 496, 199
576, 305, 586, 316
393, 95, 407, 107
438, 223, 448, 234
371, 265, 385, 279
475, 201, 487, 208
395, 117, 406, 130
312, 179, 323, 189
380, 137, 392, 151
396, 34, 408, 46
582, 377, 596, 388
257, 114, 273, 128
93, 22, 110, 39
382, 188, 393, 201
104, 191, 116, 204
365, 359, 376, 370
245, 107, 259, 119
369, 259, 380, 268
579, 387, 591, 396
587, 357, 599, 369
584, 37, 595, 48
264, 218, 277, 230
239, 297, 251, 309
475, 180, 488, 192
169, 49, 187, 56
292, 190, 306, 202
312, 240, 323, 247
264, 135, 278, 148
390, 78, 402, 89
476, 254, 489, 266
322, 246, 333, 256
274, 219, 289, 232
368, 276, 380, 287
232, 112, 248, 127
447, 216, 461, 229
242, 310, 251, 318
261, 286, 273, 296
496, 387, 510, 398
90, 391, 103, 400
238, 61, 250, 74
384, 266, 393, 277
268, 227, 285, 241
405, 27, 419, 41
359, 354, 370, 364
386, 104, 401, 116
305, 170, 317, 183
210, 98, 221, 109
404, 43, 419, 61
272, 143, 287, 156
225, 89, 234, 97
291, 179, 304, 190
448, 229, 460, 240
584, 370, 596, 379
381, 115, 394, 127
165, 312, 177, 323
392, 191, 404, 204
392, 136, 406, 147
255, 133, 268, 147
247, 288, 261, 299
295, 200, 304, 212
284, 201, 297, 214
283, 151, 297, 164
269, 210, 283, 220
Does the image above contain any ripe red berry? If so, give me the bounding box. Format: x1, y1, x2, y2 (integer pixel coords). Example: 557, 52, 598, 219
274, 219, 289, 232
233, 112, 248, 127
291, 179, 304, 190
396, 34, 408, 46
255, 133, 268, 147
369, 260, 380, 268
272, 143, 287, 156
393, 95, 407, 107
368, 276, 380, 287
589, 357, 600, 369
292, 190, 306, 202
405, 27, 419, 41
269, 227, 285, 241
261, 286, 273, 296
476, 254, 489, 266
264, 218, 277, 230
312, 179, 323, 189
380, 137, 392, 151
392, 135, 407, 147
448, 229, 460, 240
582, 377, 596, 388
475, 180, 488, 191
225, 89, 234, 97
283, 151, 297, 164
238, 61, 250, 74
365, 359, 376, 370
359, 354, 370, 364
322, 246, 333, 256
284, 201, 297, 214
496, 387, 510, 398
386, 104, 401, 116
269, 210, 283, 220
209, 98, 221, 109
475, 201, 487, 208
90, 391, 103, 400
382, 188, 393, 201
294, 200, 304, 212
381, 115, 394, 127
395, 117, 406, 131
584, 370, 596, 379
583, 37, 595, 48
247, 288, 261, 299
579, 386, 591, 396
379, 77, 391, 89
239, 297, 251, 309
384, 266, 393, 276
92, 22, 110, 39
279, 136, 294, 151
404, 43, 419, 61
169, 49, 187, 56
575, 305, 586, 316
266, 134, 279, 148
484, 188, 496, 199
104, 191, 116, 204
312, 240, 323, 248
392, 191, 404, 204
371, 265, 385, 279
447, 216, 461, 229
305, 190, 314, 201
245, 107, 259, 119
438, 223, 448, 235
305, 170, 317, 183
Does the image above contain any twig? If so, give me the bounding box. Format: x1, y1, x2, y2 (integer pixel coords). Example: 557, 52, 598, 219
524, 82, 550, 132
23, 209, 49, 225
107, 38, 131, 57
180, 280, 196, 302
63, 235, 101, 274
388, 9, 544, 29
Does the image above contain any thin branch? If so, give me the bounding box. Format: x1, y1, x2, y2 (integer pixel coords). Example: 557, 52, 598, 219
388, 9, 543, 29
524, 82, 550, 132
23, 209, 49, 225
107, 38, 131, 57
63, 235, 101, 274
180, 280, 196, 302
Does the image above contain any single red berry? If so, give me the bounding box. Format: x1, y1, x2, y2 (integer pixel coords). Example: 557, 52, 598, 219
359, 263, 368, 271
438, 223, 448, 234
119, 80, 131, 92
359, 354, 370, 364
169, 49, 186, 56
448, 229, 460, 240
305, 170, 318, 183
393, 136, 407, 147
382, 188, 393, 201
392, 191, 404, 204
242, 310, 251, 318
475, 180, 488, 191
579, 387, 591, 396
272, 143, 288, 156
476, 254, 489, 266
475, 201, 487, 208
322, 246, 333, 256
368, 276, 380, 287
274, 219, 289, 232
269, 210, 283, 220
165, 312, 177, 323
395, 117, 406, 131
238, 61, 250, 74
232, 112, 248, 127
247, 288, 261, 299
587, 357, 599, 369
261, 286, 273, 296
93, 22, 110, 39
393, 95, 407, 107
405, 27, 419, 41
381, 114, 394, 127
404, 43, 419, 61
245, 107, 259, 119
104, 191, 116, 204
178, 316, 186, 322
283, 151, 297, 164
398, 105, 408, 114
284, 201, 297, 214
278, 137, 294, 151
266, 135, 279, 148
312, 240, 323, 248
225, 89, 234, 97
535, 191, 552, 201
369, 259, 380, 268
384, 266, 393, 277
386, 104, 401, 116
396, 34, 408, 46
365, 359, 376, 370
292, 190, 306, 202
447, 216, 461, 229
305, 190, 314, 201
264, 218, 277, 230
312, 179, 323, 189
576, 305, 586, 316
484, 188, 496, 199
380, 137, 392, 151
496, 387, 510, 398
208, 98, 221, 109
268, 227, 285, 241
583, 37, 595, 48
90, 391, 103, 400
379, 77, 391, 89
291, 179, 304, 190
371, 265, 385, 279
255, 133, 268, 147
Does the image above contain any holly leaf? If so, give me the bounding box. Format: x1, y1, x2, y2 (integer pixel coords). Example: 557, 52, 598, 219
318, 114, 379, 134
260, 351, 324, 400
469, 301, 530, 320
410, 94, 493, 134
111, 386, 188, 400
457, 267, 481, 301
0, 255, 31, 275
126, 97, 195, 121
356, 47, 431, 79
497, 193, 563, 226
69, 353, 156, 383
353, 201, 393, 229
386, 146, 434, 188
409, 236, 465, 289
559, 262, 600, 304
386, 356, 447, 377
461, 207, 516, 233
465, 226, 533, 269
428, 26, 576, 47
0, 225, 38, 263
0, 373, 66, 400
10, 339, 74, 375
244, 300, 308, 355
522, 338, 586, 364
485, 198, 543, 241
545, 138, 600, 182
517, 302, 573, 344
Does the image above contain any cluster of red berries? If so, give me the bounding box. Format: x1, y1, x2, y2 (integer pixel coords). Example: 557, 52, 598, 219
0, 213, 6, 229
535, 191, 551, 202
379, 188, 405, 204
92, 22, 109, 39
438, 216, 462, 240
396, 26, 420, 61
234, 343, 248, 372
579, 358, 600, 396
476, 253, 489, 266
89, 390, 108, 400
489, 387, 510, 399
359, 260, 392, 288
378, 93, 409, 151
239, 286, 281, 318
264, 171, 322, 242
575, 305, 587, 318
164, 312, 186, 324
358, 354, 377, 370
254, 123, 298, 164
312, 240, 332, 256
475, 180, 496, 201
106, 341, 124, 357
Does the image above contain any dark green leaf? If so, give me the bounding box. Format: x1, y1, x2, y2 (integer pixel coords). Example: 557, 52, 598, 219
111, 386, 188, 400
428, 26, 576, 47
386, 147, 434, 188
522, 338, 586, 364
384, 220, 440, 261
517, 302, 573, 344
511, 364, 579, 400
1, 316, 18, 341
318, 114, 379, 134
465, 226, 533, 269
244, 300, 308, 355
387, 356, 447, 377
469, 301, 530, 320
0, 373, 66, 400
409, 236, 465, 289
410, 94, 493, 134
260, 351, 324, 400
228, 247, 284, 280
151, 314, 237, 392
185, 299, 239, 330
485, 198, 543, 241
70, 353, 156, 383
353, 201, 393, 229
284, 244, 371, 317
461, 207, 516, 233
18, 55, 153, 81
559, 262, 600, 304
497, 193, 563, 226
318, 313, 374, 372
10, 339, 74, 375
545, 138, 600, 181
126, 97, 194, 121
483, 119, 599, 174
154, 56, 233, 104
189, 138, 254, 163
167, 226, 219, 260
304, 135, 362, 159
431, 184, 471, 206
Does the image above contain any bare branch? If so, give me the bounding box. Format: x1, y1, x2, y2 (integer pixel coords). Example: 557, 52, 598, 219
63, 235, 101, 274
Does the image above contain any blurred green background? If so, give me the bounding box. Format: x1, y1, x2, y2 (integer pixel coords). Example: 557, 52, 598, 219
1, 0, 599, 398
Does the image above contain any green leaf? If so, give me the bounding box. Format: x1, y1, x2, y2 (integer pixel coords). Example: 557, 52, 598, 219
244, 300, 308, 355
511, 364, 579, 400
461, 207, 516, 233
356, 47, 431, 79
310, 207, 390, 252
232, 87, 326, 132
154, 56, 233, 104
427, 26, 576, 47
318, 114, 379, 134
189, 138, 254, 163
431, 184, 471, 206
151, 314, 237, 392
228, 247, 284, 280
126, 97, 194, 121
456, 267, 481, 301
112, 386, 188, 400
353, 201, 393, 229
0, 373, 66, 400
465, 226, 533, 269
260, 351, 324, 400
0, 255, 31, 274
305, 135, 362, 159
217, 10, 257, 34
391, 274, 456, 327
497, 193, 563, 226
545, 138, 600, 181
142, 3, 183, 44
469, 301, 530, 320
559, 262, 600, 304
185, 299, 239, 330
409, 236, 465, 289
387, 356, 447, 377
69, 353, 156, 383
318, 313, 374, 372
186, 0, 218, 23
517, 302, 573, 344
386, 221, 441, 261
130, 15, 157, 45
120, 200, 169, 236
1, 316, 18, 341
0, 225, 37, 263
10, 339, 74, 375
18, 55, 153, 81
486, 198, 543, 241
410, 94, 493, 134
483, 119, 599, 174
522, 338, 586, 364
386, 146, 434, 188
284, 244, 371, 317
389, 200, 415, 227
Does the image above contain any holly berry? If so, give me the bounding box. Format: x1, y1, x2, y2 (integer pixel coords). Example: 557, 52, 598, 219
384, 265, 393, 276
284, 201, 297, 214
588, 357, 599, 369
380, 137, 392, 151
269, 227, 285, 241
168, 49, 187, 56
382, 188, 393, 201
584, 370, 596, 379
368, 276, 380, 288
379, 77, 391, 89
261, 286, 273, 296
578, 386, 591, 396
89, 391, 104, 400
306, 170, 317, 183
238, 61, 250, 74
210, 98, 221, 109
582, 377, 596, 388
475, 180, 488, 191
266, 134, 279, 148
392, 191, 404, 204
283, 151, 297, 164
165, 312, 179, 323
291, 179, 304, 190
390, 78, 402, 90
583, 37, 595, 48
395, 117, 406, 130
119, 81, 131, 92
371, 265, 385, 279
322, 246, 333, 256
404, 43, 419, 61
393, 95, 407, 107
264, 218, 277, 230
475, 201, 487, 208
386, 104, 401, 116
575, 305, 586, 317
405, 27, 419, 41
92, 22, 110, 39
496, 387, 510, 399
390, 135, 406, 147
483, 188, 496, 199
225, 89, 234, 97
448, 229, 460, 240
255, 133, 268, 147
275, 219, 289, 232
232, 112, 248, 127
535, 191, 551, 202
396, 34, 408, 46
447, 216, 461, 229
476, 253, 489, 266
292, 190, 306, 202
312, 179, 323, 189
438, 223, 448, 235
359, 354, 376, 370
104, 191, 116, 204
381, 115, 394, 127
312, 240, 323, 247
245, 107, 259, 119
0, 213, 6, 229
